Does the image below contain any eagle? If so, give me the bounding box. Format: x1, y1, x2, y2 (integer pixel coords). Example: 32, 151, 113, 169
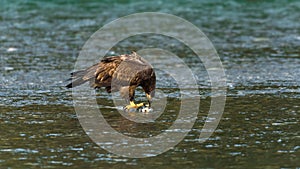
66, 52, 156, 111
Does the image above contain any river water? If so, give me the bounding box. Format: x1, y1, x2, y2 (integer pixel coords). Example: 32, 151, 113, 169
0, 0, 299, 168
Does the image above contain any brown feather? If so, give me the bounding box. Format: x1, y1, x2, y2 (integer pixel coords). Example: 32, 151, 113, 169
66, 52, 156, 101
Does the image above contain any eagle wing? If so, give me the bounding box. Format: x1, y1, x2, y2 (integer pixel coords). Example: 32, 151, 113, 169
66, 52, 155, 90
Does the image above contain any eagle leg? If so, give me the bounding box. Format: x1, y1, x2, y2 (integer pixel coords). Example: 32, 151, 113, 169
123, 86, 144, 111
123, 93, 152, 111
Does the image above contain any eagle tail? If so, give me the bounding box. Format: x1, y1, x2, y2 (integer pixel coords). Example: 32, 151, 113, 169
66, 79, 85, 88
65, 70, 87, 88
66, 64, 98, 88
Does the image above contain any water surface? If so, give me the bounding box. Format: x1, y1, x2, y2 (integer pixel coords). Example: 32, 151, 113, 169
0, 0, 299, 168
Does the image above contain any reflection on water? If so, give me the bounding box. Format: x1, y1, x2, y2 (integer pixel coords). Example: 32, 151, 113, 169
1, 0, 299, 168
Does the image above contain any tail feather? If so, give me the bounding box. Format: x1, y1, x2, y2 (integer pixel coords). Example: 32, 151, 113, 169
66, 78, 86, 88
66, 64, 100, 88
70, 70, 85, 77
66, 70, 92, 88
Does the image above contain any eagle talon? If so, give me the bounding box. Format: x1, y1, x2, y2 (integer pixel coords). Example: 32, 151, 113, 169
123, 101, 145, 111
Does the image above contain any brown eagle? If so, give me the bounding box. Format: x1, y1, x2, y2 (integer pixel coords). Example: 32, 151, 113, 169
66, 52, 156, 110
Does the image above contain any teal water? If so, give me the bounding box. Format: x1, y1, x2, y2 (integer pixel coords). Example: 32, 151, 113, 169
1, 0, 299, 168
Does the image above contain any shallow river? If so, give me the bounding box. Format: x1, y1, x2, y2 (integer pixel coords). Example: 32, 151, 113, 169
0, 0, 299, 168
